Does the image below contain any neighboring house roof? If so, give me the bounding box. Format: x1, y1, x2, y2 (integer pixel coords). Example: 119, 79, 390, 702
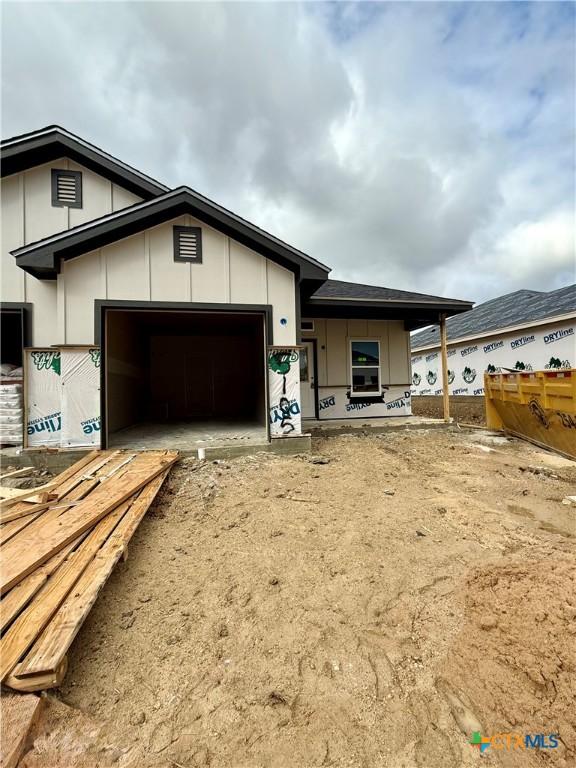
1, 125, 169, 199
411, 284, 576, 350
303, 279, 473, 330
11, 186, 331, 283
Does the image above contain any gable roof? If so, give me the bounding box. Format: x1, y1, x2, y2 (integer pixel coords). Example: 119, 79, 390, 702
1, 125, 169, 199
11, 186, 331, 283
411, 284, 576, 350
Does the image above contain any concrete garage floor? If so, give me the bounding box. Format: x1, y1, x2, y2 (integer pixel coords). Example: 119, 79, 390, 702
108, 420, 269, 452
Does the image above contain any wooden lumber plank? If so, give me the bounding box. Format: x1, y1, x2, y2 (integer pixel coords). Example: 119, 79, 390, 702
0, 451, 177, 595
0, 468, 33, 481
0, 457, 136, 553
0, 461, 127, 624
0, 538, 83, 634
17, 469, 170, 677
5, 657, 67, 693
0, 572, 49, 634
0, 501, 51, 525
0, 470, 111, 631
1, 479, 100, 549
52, 450, 120, 500
0, 691, 43, 768
0, 498, 133, 681
44, 449, 100, 487
0, 482, 57, 504
2, 453, 132, 551
0, 469, 107, 525
0, 472, 101, 545
0, 511, 45, 546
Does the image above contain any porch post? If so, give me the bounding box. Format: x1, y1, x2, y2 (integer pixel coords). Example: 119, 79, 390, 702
439, 313, 450, 422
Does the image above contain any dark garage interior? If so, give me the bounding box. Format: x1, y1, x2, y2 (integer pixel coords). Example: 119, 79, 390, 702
1, 308, 25, 368
104, 309, 267, 449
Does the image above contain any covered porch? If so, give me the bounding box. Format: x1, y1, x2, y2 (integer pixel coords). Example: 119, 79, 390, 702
299, 279, 473, 423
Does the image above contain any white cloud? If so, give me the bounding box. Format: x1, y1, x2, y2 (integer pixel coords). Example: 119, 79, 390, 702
1, 1, 574, 304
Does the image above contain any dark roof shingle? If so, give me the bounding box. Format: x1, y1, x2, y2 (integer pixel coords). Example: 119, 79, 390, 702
411, 284, 576, 349
310, 279, 470, 305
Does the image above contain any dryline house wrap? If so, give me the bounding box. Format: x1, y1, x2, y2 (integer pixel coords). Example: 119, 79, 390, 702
25, 346, 100, 448
411, 286, 576, 398
268, 347, 302, 437
411, 321, 575, 397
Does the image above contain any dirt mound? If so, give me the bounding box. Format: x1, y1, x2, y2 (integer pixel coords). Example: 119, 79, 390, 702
440, 558, 576, 766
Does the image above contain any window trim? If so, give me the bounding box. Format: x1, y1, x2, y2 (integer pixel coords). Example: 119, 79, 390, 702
349, 338, 381, 397
51, 169, 82, 208
301, 319, 315, 332
173, 225, 203, 263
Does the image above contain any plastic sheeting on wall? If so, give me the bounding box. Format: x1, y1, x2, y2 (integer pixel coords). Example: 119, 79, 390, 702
268, 348, 302, 437
61, 348, 101, 447
316, 386, 411, 419
25, 347, 101, 448
25, 349, 62, 446
411, 320, 575, 397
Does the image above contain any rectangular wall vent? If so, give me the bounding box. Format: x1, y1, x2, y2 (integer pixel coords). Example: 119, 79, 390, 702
51, 169, 82, 208
173, 226, 203, 263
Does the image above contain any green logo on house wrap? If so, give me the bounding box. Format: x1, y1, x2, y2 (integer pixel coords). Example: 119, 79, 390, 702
31, 351, 61, 375
89, 349, 101, 368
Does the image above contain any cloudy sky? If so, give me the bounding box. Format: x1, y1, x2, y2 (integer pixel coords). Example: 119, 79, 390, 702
2, 1, 574, 304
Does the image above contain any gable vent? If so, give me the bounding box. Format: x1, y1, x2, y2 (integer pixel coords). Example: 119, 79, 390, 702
173, 226, 203, 263
51, 169, 82, 208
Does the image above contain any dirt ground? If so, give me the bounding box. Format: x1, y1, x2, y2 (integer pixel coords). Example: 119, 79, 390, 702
412, 396, 486, 425
21, 428, 576, 768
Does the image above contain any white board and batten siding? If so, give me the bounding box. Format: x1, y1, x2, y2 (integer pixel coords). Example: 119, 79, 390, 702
302, 318, 412, 419
1, 159, 142, 346
60, 215, 297, 346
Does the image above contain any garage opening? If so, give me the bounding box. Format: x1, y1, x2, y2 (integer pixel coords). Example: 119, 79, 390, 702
1, 305, 27, 373
103, 308, 268, 449
0, 304, 29, 446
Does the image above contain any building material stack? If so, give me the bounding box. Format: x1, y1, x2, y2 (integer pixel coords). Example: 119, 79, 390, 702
0, 448, 178, 693
0, 375, 23, 447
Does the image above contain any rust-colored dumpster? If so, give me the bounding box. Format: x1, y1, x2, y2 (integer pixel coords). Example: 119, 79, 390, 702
485, 369, 576, 459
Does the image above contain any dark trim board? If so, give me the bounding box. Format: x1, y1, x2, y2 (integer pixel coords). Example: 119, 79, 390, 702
300, 337, 319, 420
2, 126, 168, 199
302, 301, 467, 331
94, 300, 274, 345
95, 300, 273, 449
13, 187, 330, 284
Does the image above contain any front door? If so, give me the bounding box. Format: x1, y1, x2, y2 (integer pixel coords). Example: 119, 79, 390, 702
300, 340, 317, 419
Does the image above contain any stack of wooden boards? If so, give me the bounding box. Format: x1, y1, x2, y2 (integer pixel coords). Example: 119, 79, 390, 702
0, 449, 178, 693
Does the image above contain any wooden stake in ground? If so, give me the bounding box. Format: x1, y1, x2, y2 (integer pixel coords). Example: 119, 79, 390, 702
439, 312, 450, 423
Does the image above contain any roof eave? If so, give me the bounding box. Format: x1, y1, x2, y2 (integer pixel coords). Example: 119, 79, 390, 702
302, 297, 472, 328
1, 129, 169, 200
305, 297, 473, 312
12, 188, 330, 282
